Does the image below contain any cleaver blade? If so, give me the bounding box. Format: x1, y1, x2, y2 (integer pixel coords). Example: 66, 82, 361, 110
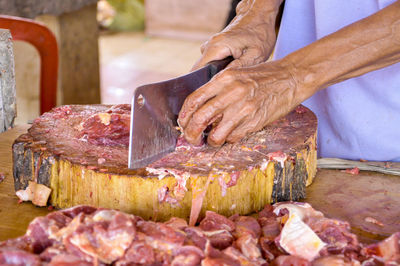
128, 57, 232, 169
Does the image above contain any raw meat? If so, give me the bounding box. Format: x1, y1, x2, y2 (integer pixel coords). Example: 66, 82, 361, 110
2, 202, 399, 265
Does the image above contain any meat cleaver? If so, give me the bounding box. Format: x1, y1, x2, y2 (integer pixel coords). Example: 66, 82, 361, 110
128, 57, 233, 169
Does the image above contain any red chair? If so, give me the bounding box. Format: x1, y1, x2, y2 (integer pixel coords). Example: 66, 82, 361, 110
0, 15, 58, 114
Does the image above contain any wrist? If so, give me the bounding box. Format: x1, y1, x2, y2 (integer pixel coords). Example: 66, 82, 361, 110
277, 57, 319, 105
236, 0, 283, 16
231, 1, 281, 51
232, 0, 282, 28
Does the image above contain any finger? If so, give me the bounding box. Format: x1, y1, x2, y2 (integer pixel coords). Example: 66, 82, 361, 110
226, 114, 264, 143
226, 47, 266, 68
207, 104, 248, 147
225, 123, 252, 144
200, 41, 208, 54
178, 79, 223, 129
236, 0, 251, 14
179, 68, 238, 128
191, 45, 233, 71
183, 81, 247, 145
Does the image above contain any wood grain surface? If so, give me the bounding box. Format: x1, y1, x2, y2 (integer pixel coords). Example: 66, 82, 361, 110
0, 125, 50, 240
1, 126, 399, 242
305, 168, 400, 244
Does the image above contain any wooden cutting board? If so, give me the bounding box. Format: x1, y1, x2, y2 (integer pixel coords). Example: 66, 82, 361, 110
0, 126, 399, 242
11, 104, 317, 222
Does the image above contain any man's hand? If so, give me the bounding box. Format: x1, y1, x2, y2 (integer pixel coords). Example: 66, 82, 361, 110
179, 60, 309, 146
192, 0, 283, 70
180, 1, 400, 147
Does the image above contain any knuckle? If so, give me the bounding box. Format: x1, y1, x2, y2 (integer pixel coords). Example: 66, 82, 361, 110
237, 102, 256, 117
184, 126, 202, 143
209, 97, 224, 111
182, 97, 196, 111
209, 33, 225, 44
226, 133, 242, 143
245, 53, 263, 65
208, 133, 224, 147
242, 103, 257, 114
191, 112, 208, 127
185, 134, 199, 145
201, 36, 223, 53
227, 60, 241, 68
217, 69, 236, 83
200, 42, 207, 53
236, 84, 247, 95
252, 48, 263, 57
231, 47, 244, 59
231, 82, 249, 96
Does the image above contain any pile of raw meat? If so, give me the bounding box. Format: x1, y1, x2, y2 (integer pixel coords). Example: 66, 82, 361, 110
0, 202, 398, 265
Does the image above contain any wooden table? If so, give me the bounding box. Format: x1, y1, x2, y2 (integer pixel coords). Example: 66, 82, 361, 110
0, 125, 50, 240
1, 126, 399, 242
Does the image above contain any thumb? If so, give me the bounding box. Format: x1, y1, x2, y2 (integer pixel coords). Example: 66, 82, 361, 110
191, 45, 233, 71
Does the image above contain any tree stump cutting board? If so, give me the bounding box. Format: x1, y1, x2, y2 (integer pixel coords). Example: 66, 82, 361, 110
13, 104, 317, 223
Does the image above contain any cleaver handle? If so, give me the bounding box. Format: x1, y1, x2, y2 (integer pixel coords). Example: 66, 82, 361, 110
207, 56, 234, 79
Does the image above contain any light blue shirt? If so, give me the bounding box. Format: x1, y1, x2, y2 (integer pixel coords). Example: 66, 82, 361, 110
274, 0, 400, 161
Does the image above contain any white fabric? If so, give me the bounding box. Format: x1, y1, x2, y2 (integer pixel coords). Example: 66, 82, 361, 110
274, 0, 400, 161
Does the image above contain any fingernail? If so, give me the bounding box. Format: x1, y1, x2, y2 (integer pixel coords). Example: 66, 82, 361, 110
177, 119, 184, 132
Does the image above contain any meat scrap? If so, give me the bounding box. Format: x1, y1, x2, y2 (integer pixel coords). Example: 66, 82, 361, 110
341, 167, 360, 175
2, 203, 400, 265
295, 105, 308, 114
77, 110, 130, 147
365, 216, 384, 227
362, 232, 400, 262
16, 181, 51, 207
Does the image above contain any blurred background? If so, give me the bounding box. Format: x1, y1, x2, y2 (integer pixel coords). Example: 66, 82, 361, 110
2, 0, 234, 124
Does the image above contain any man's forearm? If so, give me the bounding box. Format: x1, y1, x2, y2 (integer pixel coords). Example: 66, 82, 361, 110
235, 0, 283, 18
229, 0, 283, 29
283, 1, 400, 100
192, 0, 284, 70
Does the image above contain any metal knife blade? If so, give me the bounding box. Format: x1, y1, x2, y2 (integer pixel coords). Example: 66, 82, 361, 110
128, 57, 232, 169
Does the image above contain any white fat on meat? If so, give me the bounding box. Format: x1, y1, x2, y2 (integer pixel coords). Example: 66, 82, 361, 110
97, 113, 111, 125
147, 168, 189, 201
172, 172, 190, 200
223, 246, 265, 265
146, 167, 170, 180
260, 159, 270, 171
273, 202, 324, 222
16, 181, 51, 207
53, 211, 136, 264
235, 234, 262, 260
146, 167, 189, 188
16, 186, 33, 202
218, 174, 228, 197
202, 229, 232, 237
143, 236, 180, 252
189, 173, 214, 226
273, 203, 326, 261
50, 215, 82, 242
93, 210, 118, 222
312, 255, 361, 266
69, 231, 133, 264
267, 151, 287, 168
